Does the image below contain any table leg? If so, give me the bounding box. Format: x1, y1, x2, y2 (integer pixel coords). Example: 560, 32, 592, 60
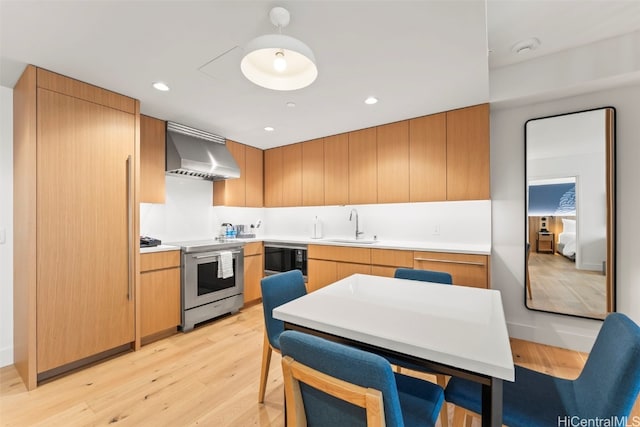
481, 377, 503, 427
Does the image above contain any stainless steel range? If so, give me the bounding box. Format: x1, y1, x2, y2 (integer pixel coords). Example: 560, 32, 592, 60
170, 240, 244, 332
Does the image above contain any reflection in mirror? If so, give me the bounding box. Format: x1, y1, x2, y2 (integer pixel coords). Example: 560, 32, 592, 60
525, 108, 615, 320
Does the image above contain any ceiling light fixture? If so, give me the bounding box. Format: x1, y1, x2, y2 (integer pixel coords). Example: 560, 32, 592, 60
364, 96, 378, 105
152, 82, 170, 91
241, 7, 318, 91
264, 126, 275, 132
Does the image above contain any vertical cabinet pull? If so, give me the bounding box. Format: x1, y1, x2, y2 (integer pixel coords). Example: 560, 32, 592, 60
127, 155, 133, 300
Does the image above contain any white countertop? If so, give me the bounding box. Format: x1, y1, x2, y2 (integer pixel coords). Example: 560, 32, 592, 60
274, 274, 513, 381
261, 236, 491, 255
139, 237, 489, 255
140, 244, 181, 254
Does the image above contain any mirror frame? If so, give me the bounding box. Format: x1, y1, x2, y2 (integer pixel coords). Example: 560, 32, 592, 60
524, 107, 616, 320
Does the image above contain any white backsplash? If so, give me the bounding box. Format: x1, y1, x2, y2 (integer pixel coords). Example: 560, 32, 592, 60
141, 176, 491, 245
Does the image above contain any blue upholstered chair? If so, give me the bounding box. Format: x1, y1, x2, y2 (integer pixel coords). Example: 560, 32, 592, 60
280, 330, 445, 427
258, 269, 307, 403
394, 268, 453, 284
445, 312, 640, 426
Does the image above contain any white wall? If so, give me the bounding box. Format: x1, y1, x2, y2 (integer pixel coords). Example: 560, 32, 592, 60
491, 83, 640, 352
0, 86, 14, 367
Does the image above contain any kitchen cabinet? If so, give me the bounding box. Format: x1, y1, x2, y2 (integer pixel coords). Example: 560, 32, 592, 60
13, 66, 139, 389
243, 242, 264, 304
446, 104, 490, 201
282, 143, 302, 206
307, 245, 372, 291
413, 250, 489, 288
370, 248, 414, 277
245, 145, 264, 207
213, 140, 263, 207
140, 251, 181, 343
264, 147, 283, 207
409, 113, 447, 202
324, 133, 349, 205
140, 114, 166, 204
377, 121, 409, 203
348, 127, 378, 204
302, 138, 325, 206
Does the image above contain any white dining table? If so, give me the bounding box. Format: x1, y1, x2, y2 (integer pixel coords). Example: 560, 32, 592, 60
273, 273, 514, 427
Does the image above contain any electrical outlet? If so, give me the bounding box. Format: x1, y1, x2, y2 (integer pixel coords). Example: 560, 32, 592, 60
432, 224, 440, 236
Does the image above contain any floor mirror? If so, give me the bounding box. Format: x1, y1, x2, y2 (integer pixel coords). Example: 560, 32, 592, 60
525, 107, 615, 319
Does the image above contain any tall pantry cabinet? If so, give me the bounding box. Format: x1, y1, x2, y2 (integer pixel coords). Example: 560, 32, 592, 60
13, 66, 140, 389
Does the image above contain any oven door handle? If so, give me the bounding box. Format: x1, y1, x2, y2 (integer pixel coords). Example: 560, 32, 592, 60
192, 251, 240, 260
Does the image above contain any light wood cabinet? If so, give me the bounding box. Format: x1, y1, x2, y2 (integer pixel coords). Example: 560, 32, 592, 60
413, 250, 489, 288
13, 66, 139, 388
140, 251, 181, 341
377, 121, 409, 203
307, 245, 372, 291
140, 115, 166, 204
324, 134, 349, 205
243, 242, 264, 304
446, 104, 490, 201
282, 143, 302, 206
348, 128, 377, 204
264, 147, 283, 207
213, 140, 263, 207
370, 248, 414, 278
245, 145, 264, 207
302, 138, 325, 206
409, 113, 447, 202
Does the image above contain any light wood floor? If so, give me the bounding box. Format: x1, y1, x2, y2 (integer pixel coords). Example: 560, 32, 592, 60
1, 303, 638, 426
528, 251, 606, 318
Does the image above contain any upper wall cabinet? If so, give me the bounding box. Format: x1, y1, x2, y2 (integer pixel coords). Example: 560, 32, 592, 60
302, 138, 325, 206
446, 104, 490, 200
409, 113, 447, 202
377, 121, 409, 203
324, 133, 349, 205
214, 140, 263, 207
262, 103, 490, 207
349, 127, 378, 204
140, 115, 166, 204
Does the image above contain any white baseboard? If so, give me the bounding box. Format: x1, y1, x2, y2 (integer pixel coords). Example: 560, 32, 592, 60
0, 345, 13, 368
507, 321, 598, 353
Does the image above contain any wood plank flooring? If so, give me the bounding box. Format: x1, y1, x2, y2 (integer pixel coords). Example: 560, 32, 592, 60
528, 251, 606, 318
1, 303, 638, 426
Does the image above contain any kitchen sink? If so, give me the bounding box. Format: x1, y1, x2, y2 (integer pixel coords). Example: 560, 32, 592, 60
323, 238, 378, 245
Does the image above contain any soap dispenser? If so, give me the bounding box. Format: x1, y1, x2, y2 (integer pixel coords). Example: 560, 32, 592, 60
311, 216, 323, 239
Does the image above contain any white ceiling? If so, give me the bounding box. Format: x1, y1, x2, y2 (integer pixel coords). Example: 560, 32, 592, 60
1, 1, 640, 149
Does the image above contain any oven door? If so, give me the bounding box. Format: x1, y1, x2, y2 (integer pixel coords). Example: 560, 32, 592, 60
183, 248, 244, 310
264, 244, 307, 277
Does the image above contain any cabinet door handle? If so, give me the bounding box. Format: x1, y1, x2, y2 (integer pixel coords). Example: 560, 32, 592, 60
413, 257, 485, 267
127, 155, 133, 300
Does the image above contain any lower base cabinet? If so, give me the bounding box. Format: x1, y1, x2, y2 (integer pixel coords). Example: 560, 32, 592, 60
243, 242, 264, 304
140, 251, 181, 341
413, 251, 489, 288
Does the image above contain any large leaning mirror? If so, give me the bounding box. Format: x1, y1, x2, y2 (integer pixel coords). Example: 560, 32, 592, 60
525, 107, 615, 320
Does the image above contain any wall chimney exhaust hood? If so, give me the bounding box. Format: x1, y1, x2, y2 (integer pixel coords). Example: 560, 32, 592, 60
165, 122, 240, 181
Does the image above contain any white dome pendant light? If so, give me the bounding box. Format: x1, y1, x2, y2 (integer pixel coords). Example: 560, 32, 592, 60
241, 7, 318, 91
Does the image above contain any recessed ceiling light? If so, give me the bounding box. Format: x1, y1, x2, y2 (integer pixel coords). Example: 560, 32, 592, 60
264, 126, 275, 132
286, 101, 296, 108
364, 96, 378, 105
152, 82, 170, 91
511, 37, 541, 54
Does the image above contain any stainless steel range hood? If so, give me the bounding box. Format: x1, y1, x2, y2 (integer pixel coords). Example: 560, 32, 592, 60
165, 122, 240, 181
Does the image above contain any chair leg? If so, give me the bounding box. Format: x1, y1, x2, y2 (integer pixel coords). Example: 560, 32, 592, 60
436, 375, 449, 427
258, 332, 273, 403
452, 405, 466, 427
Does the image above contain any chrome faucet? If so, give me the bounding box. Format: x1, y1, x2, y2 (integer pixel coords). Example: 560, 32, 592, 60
349, 209, 364, 240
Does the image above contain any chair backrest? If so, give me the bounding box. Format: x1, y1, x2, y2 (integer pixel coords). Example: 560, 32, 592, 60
280, 330, 404, 427
261, 270, 307, 349
574, 312, 640, 418
394, 268, 453, 285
